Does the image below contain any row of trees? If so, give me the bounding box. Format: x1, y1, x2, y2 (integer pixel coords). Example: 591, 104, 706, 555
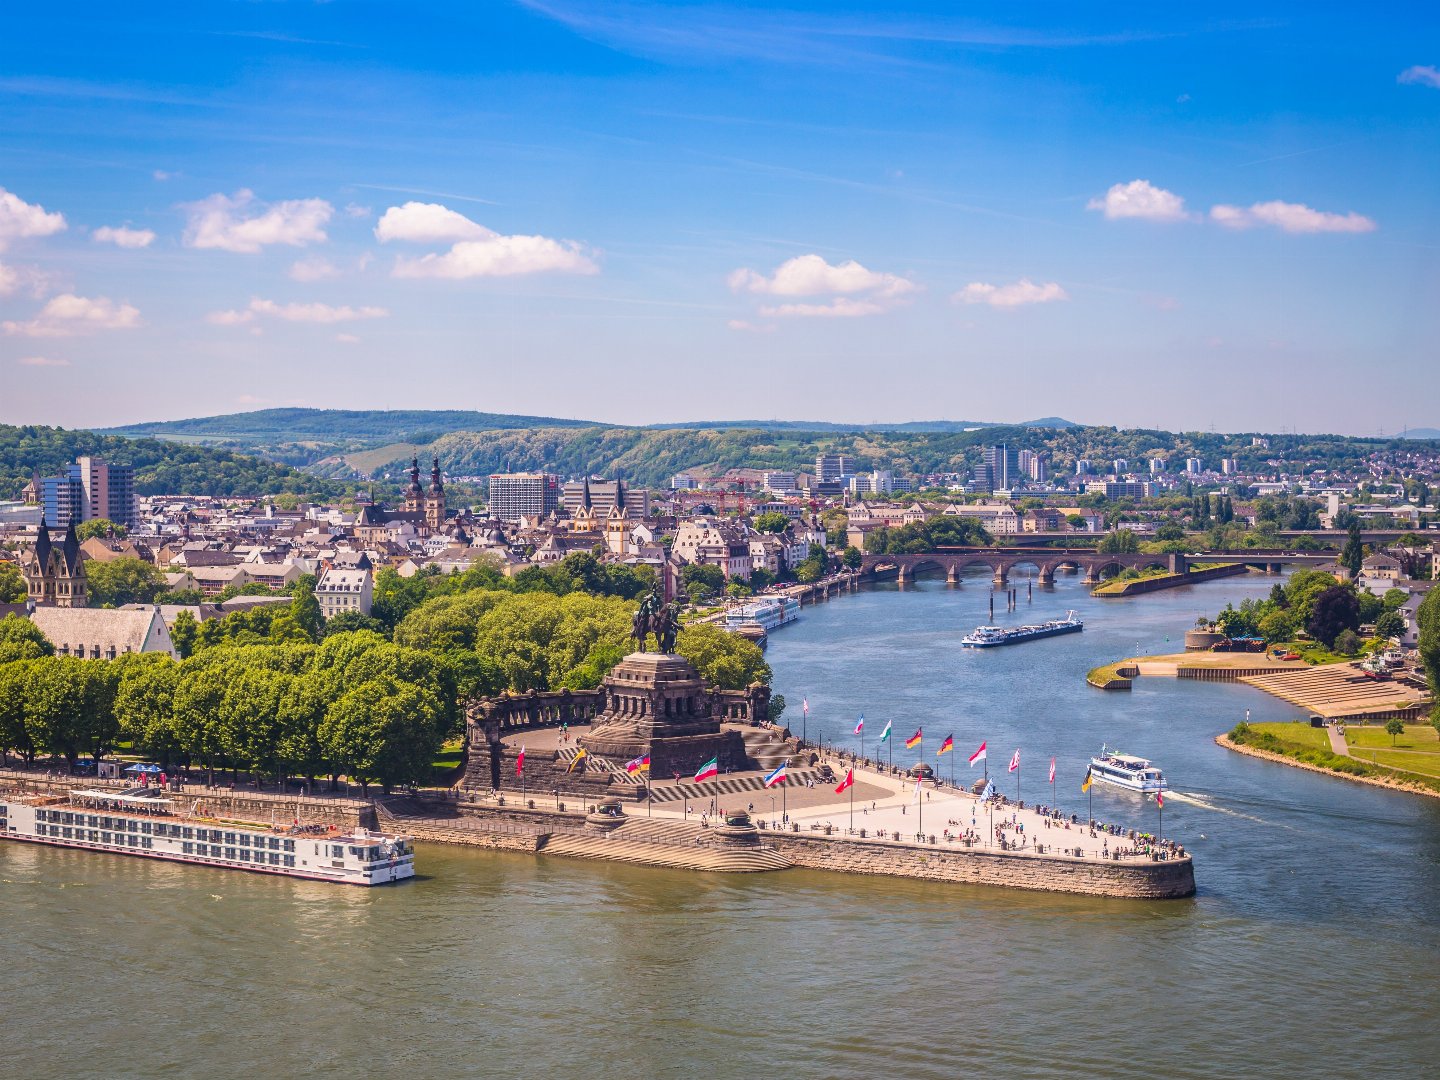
1212, 570, 1408, 651
861, 516, 992, 555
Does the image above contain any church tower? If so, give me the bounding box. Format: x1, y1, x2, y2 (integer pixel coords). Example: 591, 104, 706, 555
24, 519, 87, 608
425, 456, 447, 532
572, 476, 598, 534
404, 455, 424, 514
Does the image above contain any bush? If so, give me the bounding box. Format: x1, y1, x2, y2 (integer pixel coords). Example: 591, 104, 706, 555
1333, 629, 1362, 656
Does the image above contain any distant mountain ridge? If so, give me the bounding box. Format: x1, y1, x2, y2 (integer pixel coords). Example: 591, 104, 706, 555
100, 407, 1080, 441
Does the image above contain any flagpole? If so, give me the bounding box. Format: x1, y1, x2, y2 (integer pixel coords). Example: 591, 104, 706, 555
849, 777, 854, 834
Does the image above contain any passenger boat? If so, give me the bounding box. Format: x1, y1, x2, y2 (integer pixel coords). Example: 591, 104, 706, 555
960, 611, 1083, 648
1087, 748, 1167, 794
0, 787, 415, 885
725, 596, 800, 633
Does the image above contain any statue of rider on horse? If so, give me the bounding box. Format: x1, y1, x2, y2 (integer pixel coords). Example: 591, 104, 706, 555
631, 589, 681, 653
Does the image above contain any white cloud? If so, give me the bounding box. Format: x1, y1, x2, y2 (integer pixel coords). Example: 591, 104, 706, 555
92, 225, 156, 249
0, 261, 59, 299
955, 279, 1069, 308
3, 294, 142, 337
17, 355, 69, 367
377, 201, 599, 278
335, 333, 361, 344
0, 262, 17, 295
0, 187, 67, 250
208, 298, 389, 326
758, 297, 889, 318
393, 235, 598, 279
182, 189, 333, 253
153, 170, 176, 181
1087, 179, 1193, 222
726, 319, 775, 333
1398, 65, 1440, 89
729, 254, 915, 298
288, 256, 341, 282
344, 203, 371, 219
374, 201, 491, 243
1209, 201, 1376, 234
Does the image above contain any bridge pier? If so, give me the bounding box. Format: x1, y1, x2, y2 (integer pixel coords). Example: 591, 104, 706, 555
1038, 567, 1055, 585
992, 570, 1008, 587
946, 565, 959, 586
1083, 567, 1099, 585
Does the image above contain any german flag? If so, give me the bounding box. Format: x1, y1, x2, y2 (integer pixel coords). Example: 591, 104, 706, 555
567, 748, 588, 773
905, 729, 922, 749
936, 735, 954, 756
1081, 766, 1093, 792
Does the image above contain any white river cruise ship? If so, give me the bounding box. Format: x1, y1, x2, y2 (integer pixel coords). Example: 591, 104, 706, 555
724, 596, 801, 632
0, 788, 415, 886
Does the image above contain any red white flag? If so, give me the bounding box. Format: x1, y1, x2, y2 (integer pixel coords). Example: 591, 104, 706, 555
1008, 749, 1021, 773
834, 769, 855, 794
1156, 788, 1164, 808
803, 698, 809, 715
515, 745, 525, 776
968, 741, 987, 766
1048, 757, 1056, 784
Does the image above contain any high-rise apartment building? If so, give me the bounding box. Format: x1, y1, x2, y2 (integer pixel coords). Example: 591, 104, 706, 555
1019, 449, 1048, 483
1149, 457, 1167, 475
814, 454, 850, 484
974, 445, 1019, 492
1186, 457, 1203, 474
39, 456, 137, 528
487, 472, 560, 522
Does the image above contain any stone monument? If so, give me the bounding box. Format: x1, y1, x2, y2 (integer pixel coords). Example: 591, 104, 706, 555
580, 650, 746, 778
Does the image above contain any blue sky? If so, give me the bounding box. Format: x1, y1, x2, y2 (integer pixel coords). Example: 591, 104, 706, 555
2, 2, 1437, 434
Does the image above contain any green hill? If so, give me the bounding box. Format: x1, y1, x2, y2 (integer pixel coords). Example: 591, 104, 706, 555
0, 424, 353, 500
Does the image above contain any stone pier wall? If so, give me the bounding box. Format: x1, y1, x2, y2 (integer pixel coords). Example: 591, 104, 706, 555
767, 833, 1195, 899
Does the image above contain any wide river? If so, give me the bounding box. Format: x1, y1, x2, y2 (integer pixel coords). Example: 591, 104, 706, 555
4, 570, 1439, 1079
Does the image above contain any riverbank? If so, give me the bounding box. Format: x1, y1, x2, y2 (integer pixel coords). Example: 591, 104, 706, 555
1216, 729, 1440, 800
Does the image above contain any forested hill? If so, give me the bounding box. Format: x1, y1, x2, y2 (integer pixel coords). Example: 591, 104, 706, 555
101, 407, 602, 442
356, 424, 1434, 490
0, 424, 351, 500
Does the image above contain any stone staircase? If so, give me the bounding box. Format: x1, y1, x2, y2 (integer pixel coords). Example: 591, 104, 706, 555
736, 726, 800, 771
645, 768, 823, 804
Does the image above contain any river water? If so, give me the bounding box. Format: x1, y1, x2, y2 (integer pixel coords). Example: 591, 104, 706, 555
4, 570, 1438, 1079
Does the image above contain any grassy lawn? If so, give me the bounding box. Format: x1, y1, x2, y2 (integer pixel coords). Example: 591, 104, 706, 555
429, 739, 465, 785
1343, 724, 1440, 779
1269, 640, 1354, 666
1230, 721, 1440, 792
1086, 661, 1133, 688
1248, 722, 1332, 750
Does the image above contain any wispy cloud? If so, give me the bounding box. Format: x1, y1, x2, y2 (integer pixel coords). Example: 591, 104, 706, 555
288, 257, 342, 282
1210, 201, 1376, 234
92, 225, 156, 249
1398, 65, 1440, 89
954, 279, 1068, 307
208, 298, 389, 325
3, 294, 142, 337
758, 297, 889, 318
17, 355, 69, 367
182, 189, 332, 253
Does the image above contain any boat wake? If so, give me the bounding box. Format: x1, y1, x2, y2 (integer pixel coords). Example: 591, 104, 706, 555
1163, 790, 1294, 829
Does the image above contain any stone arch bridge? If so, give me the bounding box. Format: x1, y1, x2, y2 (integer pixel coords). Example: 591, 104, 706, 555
860, 547, 1330, 585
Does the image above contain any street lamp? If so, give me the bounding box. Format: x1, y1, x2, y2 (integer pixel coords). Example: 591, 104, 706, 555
768, 794, 776, 827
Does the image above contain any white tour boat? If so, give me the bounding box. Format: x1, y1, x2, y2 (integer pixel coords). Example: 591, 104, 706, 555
725, 595, 801, 633
1087, 748, 1168, 794
0, 787, 415, 886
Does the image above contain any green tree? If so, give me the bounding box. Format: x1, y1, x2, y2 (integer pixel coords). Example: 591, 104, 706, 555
1307, 586, 1360, 648
22, 656, 118, 769
1381, 588, 1409, 612
1340, 520, 1364, 578
85, 557, 165, 608
1416, 588, 1440, 699
753, 511, 789, 534
0, 612, 54, 663
1333, 628, 1362, 655
0, 560, 26, 603
288, 574, 323, 640
1097, 529, 1140, 554
75, 518, 127, 541
170, 609, 199, 659
322, 610, 388, 637
841, 545, 863, 570
681, 563, 727, 596
321, 675, 443, 793
1374, 610, 1405, 640
1385, 718, 1405, 746
673, 623, 771, 690
0, 660, 35, 762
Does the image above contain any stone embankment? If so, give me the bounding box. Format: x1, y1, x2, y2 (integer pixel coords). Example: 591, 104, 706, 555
1092, 563, 1249, 598
768, 832, 1194, 899
381, 796, 1193, 898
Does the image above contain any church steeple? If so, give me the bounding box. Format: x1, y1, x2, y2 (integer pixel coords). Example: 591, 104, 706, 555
423, 456, 446, 532
429, 456, 444, 495
404, 455, 424, 513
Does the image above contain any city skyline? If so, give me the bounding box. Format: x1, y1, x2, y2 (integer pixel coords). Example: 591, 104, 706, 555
3, 3, 1438, 435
